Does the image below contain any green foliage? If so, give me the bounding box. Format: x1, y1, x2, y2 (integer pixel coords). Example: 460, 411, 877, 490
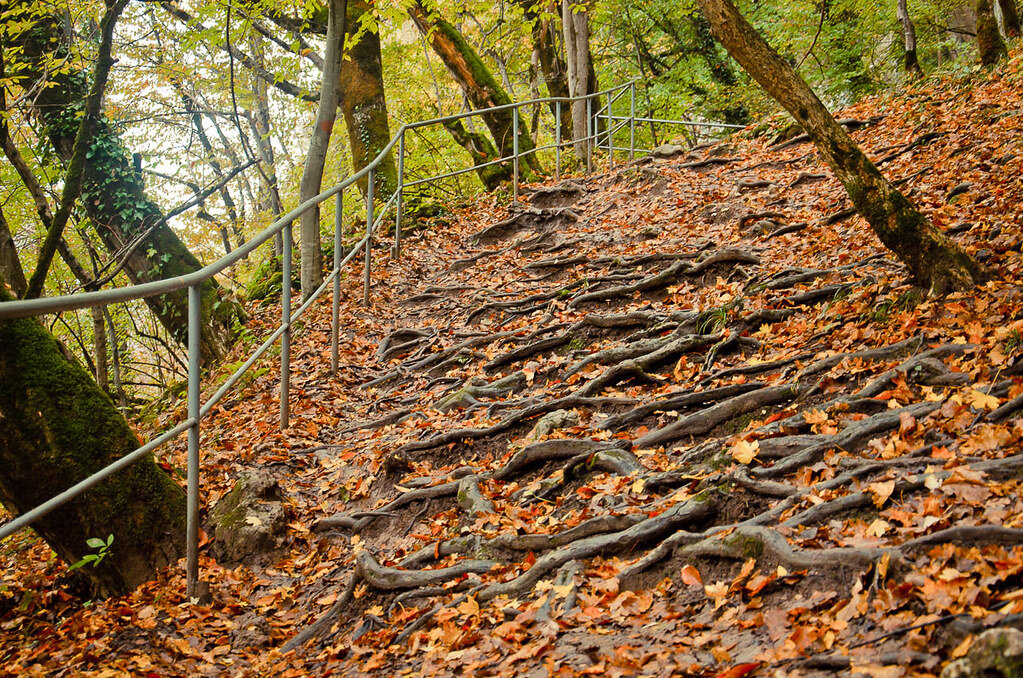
68, 535, 113, 572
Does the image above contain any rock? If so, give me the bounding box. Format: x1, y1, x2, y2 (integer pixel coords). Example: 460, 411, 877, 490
706, 142, 737, 158
650, 144, 686, 159
210, 470, 288, 565
942, 628, 1023, 678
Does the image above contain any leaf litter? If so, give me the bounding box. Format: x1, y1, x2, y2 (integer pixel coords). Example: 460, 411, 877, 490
6, 54, 1023, 678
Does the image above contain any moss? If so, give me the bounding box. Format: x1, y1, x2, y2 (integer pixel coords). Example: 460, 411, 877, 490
0, 284, 186, 595
725, 532, 764, 560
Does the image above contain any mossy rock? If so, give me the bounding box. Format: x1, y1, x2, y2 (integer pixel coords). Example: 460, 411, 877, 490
210, 470, 288, 565
942, 628, 1023, 678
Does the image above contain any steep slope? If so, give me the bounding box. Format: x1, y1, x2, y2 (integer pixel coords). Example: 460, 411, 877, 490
5, 56, 1023, 677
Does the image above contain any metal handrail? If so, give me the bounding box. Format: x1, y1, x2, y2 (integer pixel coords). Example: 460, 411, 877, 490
0, 80, 743, 596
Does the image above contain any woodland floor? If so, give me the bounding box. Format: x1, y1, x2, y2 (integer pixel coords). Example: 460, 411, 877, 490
7, 57, 1023, 678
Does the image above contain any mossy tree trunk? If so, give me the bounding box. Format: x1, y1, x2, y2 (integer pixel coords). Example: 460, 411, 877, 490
978, 0, 1008, 65
442, 118, 513, 190
0, 281, 187, 598
999, 0, 1022, 37
340, 0, 398, 202
689, 10, 750, 124
696, 0, 983, 294
898, 0, 924, 79
410, 2, 541, 180
7, 4, 243, 363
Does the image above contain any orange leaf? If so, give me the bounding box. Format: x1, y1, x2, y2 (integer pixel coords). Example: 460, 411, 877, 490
681, 565, 703, 586
714, 662, 761, 678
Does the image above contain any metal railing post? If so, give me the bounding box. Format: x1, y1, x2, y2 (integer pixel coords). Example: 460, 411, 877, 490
607, 98, 614, 169
280, 221, 291, 429
394, 129, 405, 260
331, 190, 342, 374
364, 168, 375, 306
555, 100, 562, 182
586, 96, 593, 174
185, 284, 201, 599
629, 82, 637, 160
512, 111, 520, 201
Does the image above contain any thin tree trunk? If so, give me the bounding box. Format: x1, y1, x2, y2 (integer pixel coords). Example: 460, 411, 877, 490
23, 0, 128, 300
91, 306, 108, 391
0, 280, 186, 598
410, 3, 540, 177
1000, 0, 1022, 37
340, 0, 398, 201
179, 88, 243, 251
0, 209, 27, 298
516, 0, 572, 138
562, 0, 592, 163
8, 3, 244, 363
695, 0, 982, 293
978, 0, 1008, 65
103, 307, 129, 410
898, 0, 925, 78
299, 0, 346, 300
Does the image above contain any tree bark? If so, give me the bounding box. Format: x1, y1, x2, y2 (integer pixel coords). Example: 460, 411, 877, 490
515, 0, 572, 139
24, 0, 128, 300
7, 4, 244, 363
897, 0, 924, 78
410, 3, 540, 178
999, 0, 1022, 37
340, 0, 398, 201
695, 0, 982, 293
978, 0, 1008, 65
0, 281, 187, 597
0, 209, 27, 298
299, 0, 346, 300
562, 0, 592, 163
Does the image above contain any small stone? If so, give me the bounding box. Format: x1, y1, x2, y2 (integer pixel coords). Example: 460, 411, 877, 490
650, 144, 686, 159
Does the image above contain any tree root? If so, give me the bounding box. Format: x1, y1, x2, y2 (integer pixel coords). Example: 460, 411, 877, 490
635, 384, 800, 450
355, 550, 496, 591
599, 382, 767, 431
569, 249, 759, 308
475, 489, 718, 603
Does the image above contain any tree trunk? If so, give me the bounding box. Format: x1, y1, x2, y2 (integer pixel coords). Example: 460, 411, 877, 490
8, 5, 243, 363
0, 281, 187, 597
695, 0, 982, 293
516, 0, 572, 139
91, 305, 109, 391
299, 0, 346, 300
340, 0, 398, 201
562, 0, 592, 163
897, 0, 925, 78
409, 3, 540, 178
0, 209, 27, 298
1000, 0, 1022, 37
442, 118, 512, 191
978, 0, 1008, 65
